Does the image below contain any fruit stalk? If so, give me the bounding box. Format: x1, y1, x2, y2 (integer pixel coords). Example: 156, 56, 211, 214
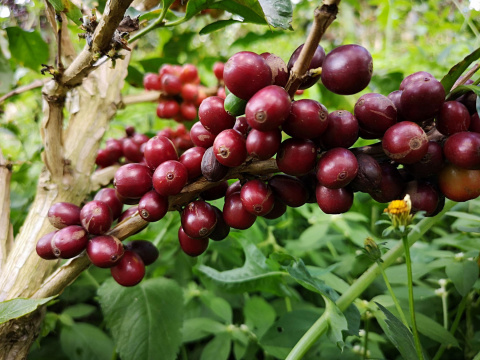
285, 200, 455, 360
285, 0, 341, 97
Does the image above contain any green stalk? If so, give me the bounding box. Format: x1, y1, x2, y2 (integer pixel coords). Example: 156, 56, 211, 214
129, 7, 170, 42
402, 235, 424, 360
362, 317, 370, 360
285, 201, 456, 360
378, 264, 409, 327
442, 292, 448, 329
432, 295, 467, 360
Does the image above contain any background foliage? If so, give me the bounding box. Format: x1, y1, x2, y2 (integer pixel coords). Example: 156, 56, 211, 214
1, 0, 480, 359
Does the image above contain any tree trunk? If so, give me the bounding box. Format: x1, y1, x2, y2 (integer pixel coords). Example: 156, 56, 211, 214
0, 53, 130, 359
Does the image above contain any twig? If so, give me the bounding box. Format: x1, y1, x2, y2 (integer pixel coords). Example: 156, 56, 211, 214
285, 0, 341, 98
0, 79, 48, 105
55, 13, 64, 72
121, 91, 161, 106
90, 165, 120, 192
0, 150, 12, 275
452, 62, 480, 90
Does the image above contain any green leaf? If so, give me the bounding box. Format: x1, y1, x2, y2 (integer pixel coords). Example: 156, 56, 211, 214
447, 84, 480, 101
182, 318, 226, 342
415, 312, 460, 348
260, 309, 320, 359
60, 322, 114, 360
0, 296, 56, 324
445, 258, 479, 296
244, 296, 276, 338
62, 304, 97, 319
0, 51, 13, 93
200, 20, 242, 35
210, 1, 266, 24
441, 46, 480, 94
200, 333, 231, 360
323, 296, 348, 350
196, 238, 289, 296
126, 65, 145, 88
374, 302, 420, 360
98, 278, 184, 360
6, 27, 49, 71
199, 292, 233, 323
233, 0, 292, 29
47, 0, 83, 25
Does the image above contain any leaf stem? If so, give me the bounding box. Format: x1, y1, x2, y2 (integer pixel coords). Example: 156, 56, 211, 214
402, 235, 424, 360
129, 6, 170, 42
378, 263, 409, 327
362, 317, 370, 360
442, 291, 448, 329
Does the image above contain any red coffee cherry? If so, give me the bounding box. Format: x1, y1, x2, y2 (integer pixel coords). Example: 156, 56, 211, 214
36, 231, 58, 260
180, 146, 206, 181
318, 110, 359, 149
138, 190, 169, 222
190, 122, 216, 148
143, 135, 178, 170
443, 131, 480, 169
223, 193, 256, 230
245, 85, 291, 131
276, 138, 317, 176
94, 188, 123, 220
111, 250, 146, 287
316, 148, 358, 189
48, 202, 81, 229
283, 99, 328, 139
316, 185, 354, 214
382, 121, 429, 164
181, 200, 217, 239
438, 163, 480, 202
354, 93, 397, 135
213, 129, 247, 167
268, 174, 309, 208
436, 101, 471, 136
198, 96, 235, 135
240, 179, 275, 216
114, 163, 153, 199
178, 227, 209, 257
51, 225, 89, 259
80, 200, 113, 235
152, 160, 188, 196
87, 235, 124, 268
246, 129, 282, 160
260, 52, 289, 88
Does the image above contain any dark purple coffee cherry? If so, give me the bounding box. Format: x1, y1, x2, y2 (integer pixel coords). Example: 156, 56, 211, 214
152, 160, 188, 196
199, 96, 236, 135
349, 154, 382, 193
240, 179, 275, 216
403, 181, 440, 216
318, 110, 359, 149
223, 193, 256, 230
399, 71, 435, 90
180, 146, 206, 181
48, 202, 81, 229
87, 235, 124, 268
80, 200, 113, 235
316, 148, 358, 189
287, 44, 326, 89
382, 121, 429, 164
316, 185, 354, 214
94, 188, 123, 220
209, 206, 230, 241
200, 181, 228, 201
125, 240, 159, 266
181, 200, 217, 239
276, 138, 317, 176
268, 174, 309, 208
246, 128, 282, 160
138, 190, 168, 222
436, 101, 471, 136
51, 225, 89, 259
143, 135, 178, 170
245, 85, 291, 131
321, 44, 373, 95
213, 129, 247, 167
444, 131, 480, 169
283, 99, 328, 139
223, 51, 272, 100
225, 180, 242, 198
233, 116, 250, 136
111, 250, 145, 287
387, 90, 405, 122
122, 137, 143, 163
36, 231, 58, 260
262, 198, 287, 219
404, 141, 444, 178
354, 93, 397, 135
178, 227, 209, 257
400, 76, 445, 122
114, 163, 153, 199
369, 163, 405, 203
201, 146, 229, 182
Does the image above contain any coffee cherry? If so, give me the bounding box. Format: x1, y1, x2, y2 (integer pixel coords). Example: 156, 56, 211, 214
399, 71, 435, 90
436, 101, 470, 136
316, 148, 358, 189
240, 179, 275, 216
269, 174, 309, 208
316, 185, 353, 214
276, 138, 317, 176
200, 181, 228, 201
87, 235, 124, 268
209, 206, 230, 241
138, 190, 168, 222
349, 154, 382, 193
199, 96, 235, 135
354, 93, 397, 135
404, 141, 444, 178
369, 163, 405, 203
117, 206, 138, 223
114, 163, 152, 199
111, 250, 145, 287
179, 64, 199, 83
260, 52, 289, 88
122, 138, 143, 163
180, 102, 198, 121
262, 198, 287, 220
80, 201, 113, 235
321, 44, 373, 95
225, 180, 242, 198
283, 99, 328, 139
382, 121, 429, 164
470, 112, 480, 133
201, 146, 229, 182
36, 231, 58, 260
94, 188, 123, 220
178, 227, 209, 257
287, 44, 326, 89
400, 76, 445, 122
181, 200, 217, 239
438, 163, 480, 201
181, 83, 199, 103
51, 225, 88, 259
223, 51, 272, 100
318, 110, 359, 149
223, 193, 256, 230
125, 240, 159, 266
143, 73, 162, 91
156, 100, 180, 119
403, 181, 440, 216
443, 131, 480, 169
48, 202, 81, 229
213, 129, 247, 167
143, 135, 178, 170
161, 74, 182, 95
245, 85, 291, 131
190, 122, 215, 148
246, 129, 282, 160
387, 90, 405, 122
233, 116, 250, 136
180, 146, 206, 181
152, 160, 188, 196
213, 61, 225, 81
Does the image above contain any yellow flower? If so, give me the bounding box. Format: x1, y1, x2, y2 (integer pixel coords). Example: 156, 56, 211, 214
384, 194, 413, 229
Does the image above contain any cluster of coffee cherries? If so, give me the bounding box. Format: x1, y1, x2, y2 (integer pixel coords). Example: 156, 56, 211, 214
36, 188, 159, 287
143, 62, 225, 123
95, 124, 193, 168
